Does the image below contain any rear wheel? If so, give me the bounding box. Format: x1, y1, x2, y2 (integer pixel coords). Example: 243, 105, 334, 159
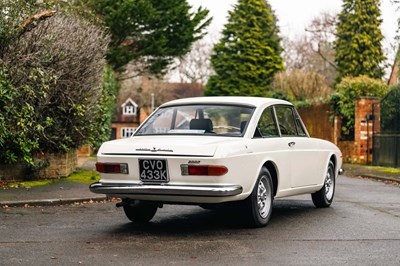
122, 200, 158, 223
244, 167, 274, 227
312, 161, 335, 208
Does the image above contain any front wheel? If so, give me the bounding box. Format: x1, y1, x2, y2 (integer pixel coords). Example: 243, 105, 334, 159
243, 167, 274, 227
312, 161, 335, 208
122, 200, 158, 223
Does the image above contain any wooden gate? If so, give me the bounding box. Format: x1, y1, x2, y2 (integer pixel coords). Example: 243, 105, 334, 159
373, 88, 400, 168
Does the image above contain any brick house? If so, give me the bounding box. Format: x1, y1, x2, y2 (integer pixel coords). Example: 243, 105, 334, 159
111, 75, 204, 139
388, 64, 398, 86
388, 48, 400, 86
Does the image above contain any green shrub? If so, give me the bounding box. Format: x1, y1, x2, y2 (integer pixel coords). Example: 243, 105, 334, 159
88, 65, 119, 149
0, 4, 110, 166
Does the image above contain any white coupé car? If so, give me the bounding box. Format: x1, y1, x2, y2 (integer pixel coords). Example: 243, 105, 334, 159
90, 97, 343, 227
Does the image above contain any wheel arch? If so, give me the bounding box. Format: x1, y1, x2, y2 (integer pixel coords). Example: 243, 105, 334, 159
329, 153, 337, 175
263, 161, 278, 197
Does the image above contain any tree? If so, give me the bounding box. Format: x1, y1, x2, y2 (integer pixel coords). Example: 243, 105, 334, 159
205, 0, 284, 96
284, 13, 337, 69
165, 39, 214, 84
305, 12, 337, 85
84, 0, 211, 76
334, 0, 386, 82
281, 12, 337, 87
283, 34, 336, 86
0, 3, 110, 166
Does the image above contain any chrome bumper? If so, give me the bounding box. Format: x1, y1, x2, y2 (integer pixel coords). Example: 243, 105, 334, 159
89, 182, 243, 197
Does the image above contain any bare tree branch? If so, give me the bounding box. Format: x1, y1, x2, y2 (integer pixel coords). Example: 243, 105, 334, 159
165, 38, 215, 84
282, 11, 338, 86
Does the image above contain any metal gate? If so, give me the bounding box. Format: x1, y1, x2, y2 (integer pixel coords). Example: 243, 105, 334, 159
372, 88, 400, 168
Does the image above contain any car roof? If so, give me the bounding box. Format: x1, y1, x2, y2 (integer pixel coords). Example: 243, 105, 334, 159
160, 96, 292, 108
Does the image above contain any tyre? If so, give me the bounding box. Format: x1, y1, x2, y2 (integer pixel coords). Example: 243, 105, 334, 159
312, 161, 335, 208
122, 200, 158, 223
244, 167, 274, 227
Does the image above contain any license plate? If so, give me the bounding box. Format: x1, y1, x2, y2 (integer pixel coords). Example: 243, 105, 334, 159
139, 159, 169, 182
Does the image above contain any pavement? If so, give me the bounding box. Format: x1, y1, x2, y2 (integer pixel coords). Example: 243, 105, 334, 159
0, 158, 107, 208
0, 159, 399, 208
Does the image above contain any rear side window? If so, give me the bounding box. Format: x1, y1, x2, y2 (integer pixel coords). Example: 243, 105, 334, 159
274, 106, 299, 136
256, 107, 279, 137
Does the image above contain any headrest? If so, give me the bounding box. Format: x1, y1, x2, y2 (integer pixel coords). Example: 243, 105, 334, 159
190, 118, 213, 132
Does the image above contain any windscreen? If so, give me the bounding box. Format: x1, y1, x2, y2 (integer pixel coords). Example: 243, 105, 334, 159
135, 104, 255, 137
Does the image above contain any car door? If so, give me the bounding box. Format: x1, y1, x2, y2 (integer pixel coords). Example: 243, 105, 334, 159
274, 105, 325, 188
247, 106, 293, 192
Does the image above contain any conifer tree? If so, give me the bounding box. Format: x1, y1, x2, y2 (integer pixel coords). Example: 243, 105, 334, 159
85, 0, 211, 75
334, 0, 385, 82
205, 0, 284, 96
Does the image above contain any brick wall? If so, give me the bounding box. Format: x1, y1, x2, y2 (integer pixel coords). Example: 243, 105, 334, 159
0, 150, 77, 181
34, 150, 77, 179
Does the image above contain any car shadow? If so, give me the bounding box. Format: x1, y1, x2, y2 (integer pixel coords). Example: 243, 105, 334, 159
106, 199, 317, 236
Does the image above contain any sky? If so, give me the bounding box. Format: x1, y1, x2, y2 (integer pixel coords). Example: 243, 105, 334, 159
188, 0, 400, 68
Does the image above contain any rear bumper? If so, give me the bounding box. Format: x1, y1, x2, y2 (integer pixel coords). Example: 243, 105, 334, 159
89, 182, 243, 197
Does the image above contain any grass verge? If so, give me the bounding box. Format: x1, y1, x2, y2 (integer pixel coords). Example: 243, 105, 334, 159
65, 170, 100, 184
1, 170, 99, 189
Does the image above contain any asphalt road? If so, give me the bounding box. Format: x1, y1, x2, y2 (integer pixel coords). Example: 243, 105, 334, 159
1, 175, 399, 266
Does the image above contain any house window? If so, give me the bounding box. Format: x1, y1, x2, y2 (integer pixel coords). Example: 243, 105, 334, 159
124, 105, 135, 115
121, 127, 136, 138
122, 98, 138, 116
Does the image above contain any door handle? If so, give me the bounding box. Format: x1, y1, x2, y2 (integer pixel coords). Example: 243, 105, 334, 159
288, 142, 295, 147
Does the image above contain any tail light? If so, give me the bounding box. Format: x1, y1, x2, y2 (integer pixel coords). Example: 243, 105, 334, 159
181, 164, 228, 176
96, 162, 129, 174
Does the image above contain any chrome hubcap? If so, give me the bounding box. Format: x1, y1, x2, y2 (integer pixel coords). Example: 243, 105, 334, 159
257, 176, 271, 218
324, 168, 334, 200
